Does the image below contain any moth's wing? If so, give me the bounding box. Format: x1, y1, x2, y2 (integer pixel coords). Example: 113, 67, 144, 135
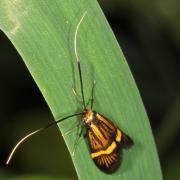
87, 113, 117, 152
94, 144, 122, 174
121, 132, 134, 149
87, 129, 122, 174
86, 113, 122, 174
86, 112, 134, 173
96, 112, 134, 149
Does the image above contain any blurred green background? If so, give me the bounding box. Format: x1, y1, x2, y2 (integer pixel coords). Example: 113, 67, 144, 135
0, 0, 179, 179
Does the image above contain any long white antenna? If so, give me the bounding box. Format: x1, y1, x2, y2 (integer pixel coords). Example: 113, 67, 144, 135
74, 11, 87, 64
6, 129, 42, 165
6, 113, 82, 165
74, 11, 87, 108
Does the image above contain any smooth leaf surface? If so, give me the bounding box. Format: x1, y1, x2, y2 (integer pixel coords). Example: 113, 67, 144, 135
0, 0, 162, 179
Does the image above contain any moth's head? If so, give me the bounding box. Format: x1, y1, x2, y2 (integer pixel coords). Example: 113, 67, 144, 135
82, 109, 94, 124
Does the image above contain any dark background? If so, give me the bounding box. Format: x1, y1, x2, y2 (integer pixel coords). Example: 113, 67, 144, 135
0, 0, 179, 179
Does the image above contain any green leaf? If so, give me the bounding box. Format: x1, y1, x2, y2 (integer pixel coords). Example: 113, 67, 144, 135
0, 0, 162, 179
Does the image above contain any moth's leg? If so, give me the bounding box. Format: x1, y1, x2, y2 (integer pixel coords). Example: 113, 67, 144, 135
86, 80, 96, 109
62, 119, 82, 137
72, 85, 84, 108
62, 125, 79, 137
72, 125, 84, 157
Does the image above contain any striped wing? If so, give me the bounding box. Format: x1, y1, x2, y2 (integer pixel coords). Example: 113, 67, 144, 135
87, 112, 133, 173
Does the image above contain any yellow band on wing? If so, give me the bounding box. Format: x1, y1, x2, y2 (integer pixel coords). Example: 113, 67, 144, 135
91, 142, 117, 158
116, 129, 122, 142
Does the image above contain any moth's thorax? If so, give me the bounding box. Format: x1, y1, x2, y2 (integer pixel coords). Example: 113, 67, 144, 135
82, 109, 95, 124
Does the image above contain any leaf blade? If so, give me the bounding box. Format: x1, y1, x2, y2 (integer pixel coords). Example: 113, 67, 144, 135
0, 0, 162, 179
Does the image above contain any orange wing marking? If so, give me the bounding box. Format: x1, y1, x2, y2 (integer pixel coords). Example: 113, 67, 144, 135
96, 113, 115, 130
106, 156, 111, 165
90, 124, 107, 146
116, 129, 122, 142
91, 141, 117, 158
89, 131, 102, 149
104, 157, 109, 167
98, 124, 110, 140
